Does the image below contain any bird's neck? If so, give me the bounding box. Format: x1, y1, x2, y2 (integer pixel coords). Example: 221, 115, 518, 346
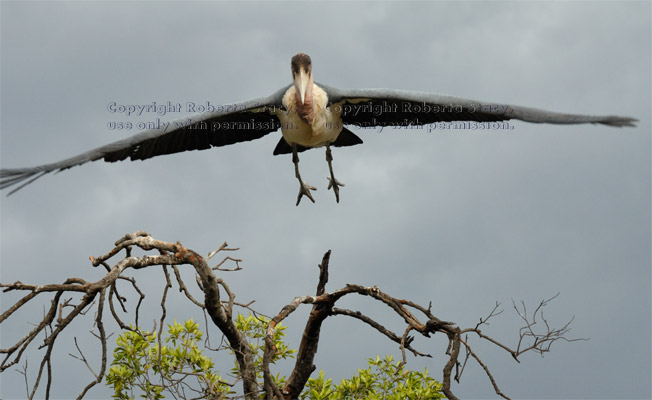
296, 79, 314, 125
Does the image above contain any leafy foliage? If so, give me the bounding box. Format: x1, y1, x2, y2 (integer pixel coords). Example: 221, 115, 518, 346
230, 313, 296, 387
301, 356, 444, 400
106, 319, 231, 399
106, 315, 444, 399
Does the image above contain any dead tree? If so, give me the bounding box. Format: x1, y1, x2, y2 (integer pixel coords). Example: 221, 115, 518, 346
0, 231, 583, 399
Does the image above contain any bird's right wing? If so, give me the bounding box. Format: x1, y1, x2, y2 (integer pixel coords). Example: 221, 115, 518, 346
320, 85, 638, 128
1, 85, 292, 194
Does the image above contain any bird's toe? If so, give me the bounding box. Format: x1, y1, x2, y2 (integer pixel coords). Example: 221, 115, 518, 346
296, 182, 317, 206
327, 177, 344, 203
327, 177, 344, 190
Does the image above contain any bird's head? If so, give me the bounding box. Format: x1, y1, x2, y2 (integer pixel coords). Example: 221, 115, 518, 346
291, 53, 312, 105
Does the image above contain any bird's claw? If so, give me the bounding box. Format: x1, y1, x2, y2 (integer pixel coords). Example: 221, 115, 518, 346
296, 182, 317, 206
327, 177, 344, 203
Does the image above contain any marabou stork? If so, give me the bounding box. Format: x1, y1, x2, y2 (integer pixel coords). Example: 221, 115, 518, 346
0, 53, 637, 205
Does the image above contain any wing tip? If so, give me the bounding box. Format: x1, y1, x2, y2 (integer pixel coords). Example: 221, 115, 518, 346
0, 168, 51, 195
596, 116, 638, 128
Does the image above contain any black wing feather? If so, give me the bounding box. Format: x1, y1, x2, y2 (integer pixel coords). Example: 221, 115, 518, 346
319, 84, 638, 128
1, 85, 290, 193
272, 127, 363, 155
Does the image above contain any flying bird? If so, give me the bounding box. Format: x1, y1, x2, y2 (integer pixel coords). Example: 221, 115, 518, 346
0, 53, 637, 204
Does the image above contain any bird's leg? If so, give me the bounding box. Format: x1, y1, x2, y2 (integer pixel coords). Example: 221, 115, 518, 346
293, 143, 317, 206
325, 144, 344, 203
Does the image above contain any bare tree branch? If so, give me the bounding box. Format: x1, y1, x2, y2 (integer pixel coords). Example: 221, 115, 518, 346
1, 232, 583, 400
77, 288, 108, 399
331, 307, 431, 358
459, 336, 510, 400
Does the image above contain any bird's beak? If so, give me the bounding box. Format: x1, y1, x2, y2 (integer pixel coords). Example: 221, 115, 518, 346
294, 69, 310, 105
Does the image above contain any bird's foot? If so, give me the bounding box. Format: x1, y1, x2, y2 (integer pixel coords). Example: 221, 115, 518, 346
296, 182, 317, 206
327, 177, 344, 203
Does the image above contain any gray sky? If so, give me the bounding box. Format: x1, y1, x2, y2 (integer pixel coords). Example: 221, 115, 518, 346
1, 1, 650, 399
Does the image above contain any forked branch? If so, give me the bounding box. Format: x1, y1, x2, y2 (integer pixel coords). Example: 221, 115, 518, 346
1, 232, 583, 400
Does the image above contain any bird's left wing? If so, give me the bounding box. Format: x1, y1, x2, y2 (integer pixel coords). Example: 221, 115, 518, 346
320, 84, 638, 128
1, 85, 291, 194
